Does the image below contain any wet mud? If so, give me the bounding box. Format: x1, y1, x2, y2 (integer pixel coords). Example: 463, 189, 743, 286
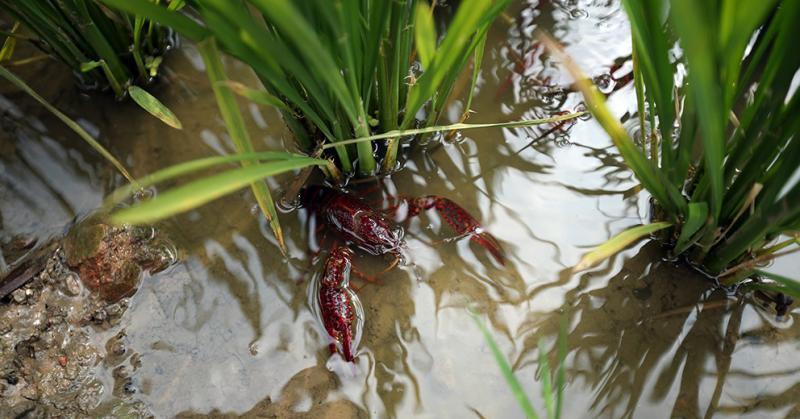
0, 222, 174, 418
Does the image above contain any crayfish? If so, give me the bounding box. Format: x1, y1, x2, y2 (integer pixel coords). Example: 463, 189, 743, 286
303, 185, 505, 362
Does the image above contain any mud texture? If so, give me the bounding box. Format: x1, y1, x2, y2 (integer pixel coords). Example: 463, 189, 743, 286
0, 221, 174, 418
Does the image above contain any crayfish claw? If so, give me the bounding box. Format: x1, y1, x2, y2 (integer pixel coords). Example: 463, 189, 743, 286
409, 195, 507, 266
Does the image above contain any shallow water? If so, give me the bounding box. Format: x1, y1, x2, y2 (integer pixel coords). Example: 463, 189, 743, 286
1, 0, 799, 417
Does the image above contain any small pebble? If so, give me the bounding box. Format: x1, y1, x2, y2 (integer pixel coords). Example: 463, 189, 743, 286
122, 380, 137, 395
105, 303, 122, 317
11, 289, 26, 304
63, 273, 82, 296
113, 365, 129, 379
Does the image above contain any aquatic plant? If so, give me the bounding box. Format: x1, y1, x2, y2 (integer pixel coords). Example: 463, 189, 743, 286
0, 0, 182, 128
96, 0, 528, 175
0, 65, 137, 185
546, 0, 800, 292
472, 311, 567, 419
96, 0, 582, 252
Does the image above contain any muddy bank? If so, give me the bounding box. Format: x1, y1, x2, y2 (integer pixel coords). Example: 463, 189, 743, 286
0, 221, 174, 418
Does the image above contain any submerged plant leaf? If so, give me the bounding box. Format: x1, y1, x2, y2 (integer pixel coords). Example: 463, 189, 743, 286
112, 158, 324, 225
574, 222, 673, 272
537, 340, 554, 419
128, 86, 183, 129
471, 312, 539, 419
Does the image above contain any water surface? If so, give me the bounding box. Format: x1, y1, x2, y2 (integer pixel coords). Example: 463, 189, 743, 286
1, 1, 798, 417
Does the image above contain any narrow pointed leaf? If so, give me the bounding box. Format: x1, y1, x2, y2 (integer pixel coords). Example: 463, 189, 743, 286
112, 158, 324, 225
754, 270, 800, 299
323, 112, 586, 149
0, 65, 137, 185
105, 151, 303, 207
574, 222, 673, 272
471, 312, 538, 419
414, 2, 436, 69
537, 340, 554, 419
218, 80, 291, 112
128, 86, 183, 129
98, 0, 209, 42
80, 60, 103, 72
675, 202, 709, 254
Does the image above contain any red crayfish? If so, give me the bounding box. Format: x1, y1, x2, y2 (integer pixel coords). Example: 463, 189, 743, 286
316, 245, 362, 362
303, 185, 505, 362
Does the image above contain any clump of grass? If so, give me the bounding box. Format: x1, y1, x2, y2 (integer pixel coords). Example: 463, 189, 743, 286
548, 0, 800, 294
97, 0, 534, 175
96, 0, 584, 251
0, 0, 182, 128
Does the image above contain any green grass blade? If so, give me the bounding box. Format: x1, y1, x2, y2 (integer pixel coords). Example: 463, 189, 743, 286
555, 315, 567, 419
754, 270, 800, 299
402, 0, 499, 128
538, 32, 686, 218
0, 65, 137, 186
111, 158, 324, 225
249, 0, 357, 122
104, 151, 303, 207
463, 29, 488, 119
0, 22, 19, 62
98, 0, 209, 42
322, 112, 585, 149
128, 85, 183, 129
707, 186, 800, 273
218, 80, 291, 112
674, 202, 709, 254
537, 339, 554, 419
69, 0, 129, 95
670, 0, 725, 220
471, 312, 538, 419
574, 222, 673, 272
197, 37, 287, 253
414, 2, 436, 69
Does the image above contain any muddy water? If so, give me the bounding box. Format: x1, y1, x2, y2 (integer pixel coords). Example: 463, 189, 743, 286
2, 0, 799, 417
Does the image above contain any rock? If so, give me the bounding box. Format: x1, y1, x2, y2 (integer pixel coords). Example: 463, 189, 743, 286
0, 220, 175, 417
64, 221, 174, 303
62, 272, 82, 296
11, 289, 26, 304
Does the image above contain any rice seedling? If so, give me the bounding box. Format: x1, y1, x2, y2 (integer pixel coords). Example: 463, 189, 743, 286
471, 311, 567, 419
543, 0, 800, 293
0, 0, 182, 128
96, 0, 582, 176
95, 0, 584, 250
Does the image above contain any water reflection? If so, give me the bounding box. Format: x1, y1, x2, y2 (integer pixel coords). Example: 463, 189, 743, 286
516, 242, 800, 418
1, 0, 798, 417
